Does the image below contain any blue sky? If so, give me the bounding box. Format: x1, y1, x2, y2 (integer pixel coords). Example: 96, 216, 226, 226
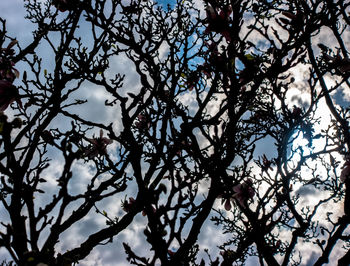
157, 0, 176, 8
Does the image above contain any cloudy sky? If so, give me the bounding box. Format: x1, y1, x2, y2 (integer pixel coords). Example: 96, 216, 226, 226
1, 0, 350, 265
0, 1, 216, 265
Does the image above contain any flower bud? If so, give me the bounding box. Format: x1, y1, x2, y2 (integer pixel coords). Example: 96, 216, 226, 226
12, 117, 22, 128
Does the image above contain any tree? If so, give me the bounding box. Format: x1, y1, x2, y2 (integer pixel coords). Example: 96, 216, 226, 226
1, 0, 350, 265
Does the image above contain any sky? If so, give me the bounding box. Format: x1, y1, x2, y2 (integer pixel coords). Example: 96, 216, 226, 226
1, 0, 350, 265
157, 0, 176, 8
0, 1, 213, 265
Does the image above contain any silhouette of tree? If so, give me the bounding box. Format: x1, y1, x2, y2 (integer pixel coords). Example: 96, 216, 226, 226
1, 0, 350, 265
